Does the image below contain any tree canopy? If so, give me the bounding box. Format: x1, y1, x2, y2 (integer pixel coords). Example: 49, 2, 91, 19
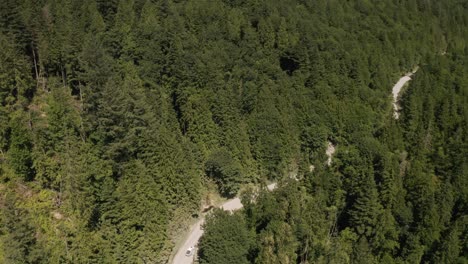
0, 0, 466, 263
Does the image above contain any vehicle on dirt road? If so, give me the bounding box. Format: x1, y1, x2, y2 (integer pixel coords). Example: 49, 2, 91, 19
185, 246, 195, 257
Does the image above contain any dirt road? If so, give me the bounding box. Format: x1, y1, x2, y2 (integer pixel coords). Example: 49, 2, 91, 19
172, 70, 418, 263
171, 183, 276, 264
392, 70, 417, 118
326, 141, 336, 166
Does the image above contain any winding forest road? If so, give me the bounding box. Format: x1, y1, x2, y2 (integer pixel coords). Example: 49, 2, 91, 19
171, 70, 416, 264
171, 183, 277, 264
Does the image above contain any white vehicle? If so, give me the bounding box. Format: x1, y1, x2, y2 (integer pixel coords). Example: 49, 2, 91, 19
185, 246, 195, 257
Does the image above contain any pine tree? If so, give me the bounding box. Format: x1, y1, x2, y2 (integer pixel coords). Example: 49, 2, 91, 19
103, 160, 169, 263
199, 210, 253, 264
0, 189, 44, 263
7, 111, 34, 180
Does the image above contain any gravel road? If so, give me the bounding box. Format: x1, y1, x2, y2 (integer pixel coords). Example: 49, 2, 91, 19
392, 73, 415, 119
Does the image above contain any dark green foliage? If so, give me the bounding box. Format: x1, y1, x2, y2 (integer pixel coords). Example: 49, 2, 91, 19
103, 160, 169, 263
7, 112, 34, 180
0, 0, 467, 263
205, 149, 243, 197
199, 209, 253, 264
0, 188, 47, 263
199, 26, 467, 264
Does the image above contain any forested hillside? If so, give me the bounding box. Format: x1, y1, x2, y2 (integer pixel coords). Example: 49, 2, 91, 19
0, 0, 466, 263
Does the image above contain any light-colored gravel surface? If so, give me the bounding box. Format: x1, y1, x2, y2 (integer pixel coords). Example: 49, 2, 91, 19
392, 74, 413, 119
326, 141, 336, 166
172, 219, 204, 264
220, 197, 242, 211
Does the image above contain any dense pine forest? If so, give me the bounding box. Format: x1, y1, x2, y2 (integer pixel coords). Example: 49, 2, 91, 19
0, 0, 466, 263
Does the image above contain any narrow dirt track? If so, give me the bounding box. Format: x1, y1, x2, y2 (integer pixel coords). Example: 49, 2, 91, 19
392, 70, 417, 119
